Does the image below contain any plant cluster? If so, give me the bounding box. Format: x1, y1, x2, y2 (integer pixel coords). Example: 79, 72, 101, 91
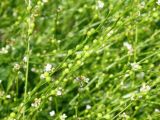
0, 0, 160, 120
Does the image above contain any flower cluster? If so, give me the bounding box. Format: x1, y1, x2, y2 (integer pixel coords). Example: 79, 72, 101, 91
123, 42, 133, 55
31, 98, 41, 108
140, 83, 151, 93
157, 0, 160, 5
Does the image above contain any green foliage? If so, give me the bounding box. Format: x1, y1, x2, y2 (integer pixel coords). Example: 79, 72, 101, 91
0, 0, 160, 119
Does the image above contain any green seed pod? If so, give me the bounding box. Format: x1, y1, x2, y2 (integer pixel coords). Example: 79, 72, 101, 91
97, 113, 102, 118
27, 6, 32, 11
51, 90, 55, 95
76, 54, 81, 59
76, 45, 81, 50
64, 68, 69, 74
42, 95, 45, 99
84, 52, 90, 58
68, 50, 73, 55
28, 28, 33, 35
93, 39, 98, 44
10, 112, 16, 118
46, 76, 51, 82
76, 60, 82, 66
44, 72, 49, 77
68, 63, 73, 68
62, 63, 67, 68
84, 45, 89, 51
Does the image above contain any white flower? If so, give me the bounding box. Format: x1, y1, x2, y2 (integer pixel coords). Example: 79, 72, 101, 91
123, 42, 133, 54
121, 112, 129, 118
131, 95, 135, 101
31, 98, 41, 108
49, 96, 53, 101
6, 94, 11, 99
14, 63, 20, 70
0, 47, 8, 54
124, 74, 129, 78
84, 77, 89, 83
31, 68, 36, 72
56, 90, 62, 96
60, 114, 67, 120
140, 83, 151, 92
157, 0, 160, 5
42, 0, 48, 3
40, 74, 45, 79
45, 64, 52, 72
5, 45, 10, 49
23, 56, 28, 62
49, 110, 55, 117
0, 80, 2, 84
155, 108, 160, 112
107, 30, 114, 37
136, 72, 145, 79
75, 76, 89, 83
96, 0, 104, 9
131, 63, 141, 71
140, 2, 145, 7
86, 104, 91, 110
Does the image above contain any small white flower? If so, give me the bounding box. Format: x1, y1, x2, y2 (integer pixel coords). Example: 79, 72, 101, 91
131, 95, 135, 101
157, 0, 160, 5
153, 7, 156, 11
40, 74, 45, 79
136, 72, 145, 79
42, 0, 48, 3
23, 56, 28, 62
31, 103, 35, 107
84, 77, 89, 83
56, 90, 62, 96
155, 108, 160, 112
0, 47, 8, 54
0, 80, 2, 84
60, 113, 67, 120
131, 63, 141, 71
49, 96, 53, 101
140, 83, 151, 92
14, 63, 20, 70
86, 104, 91, 110
107, 30, 113, 37
123, 42, 132, 49
123, 42, 133, 54
45, 64, 52, 72
120, 81, 124, 86
5, 45, 10, 49
49, 110, 55, 117
121, 112, 129, 118
96, 0, 104, 9
31, 68, 36, 72
124, 74, 129, 78
140, 2, 145, 7
31, 98, 41, 108
6, 94, 11, 99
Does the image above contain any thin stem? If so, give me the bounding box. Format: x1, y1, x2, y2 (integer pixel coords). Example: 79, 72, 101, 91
16, 72, 19, 96
23, 0, 31, 119
54, 97, 58, 113
55, 4, 59, 41
134, 25, 138, 62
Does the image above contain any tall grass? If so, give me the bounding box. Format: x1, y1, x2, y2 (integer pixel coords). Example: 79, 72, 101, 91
0, 0, 160, 119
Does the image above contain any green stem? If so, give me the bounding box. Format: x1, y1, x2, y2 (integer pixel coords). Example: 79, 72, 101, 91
134, 26, 138, 62
23, 0, 31, 119
16, 72, 19, 96
54, 97, 58, 113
